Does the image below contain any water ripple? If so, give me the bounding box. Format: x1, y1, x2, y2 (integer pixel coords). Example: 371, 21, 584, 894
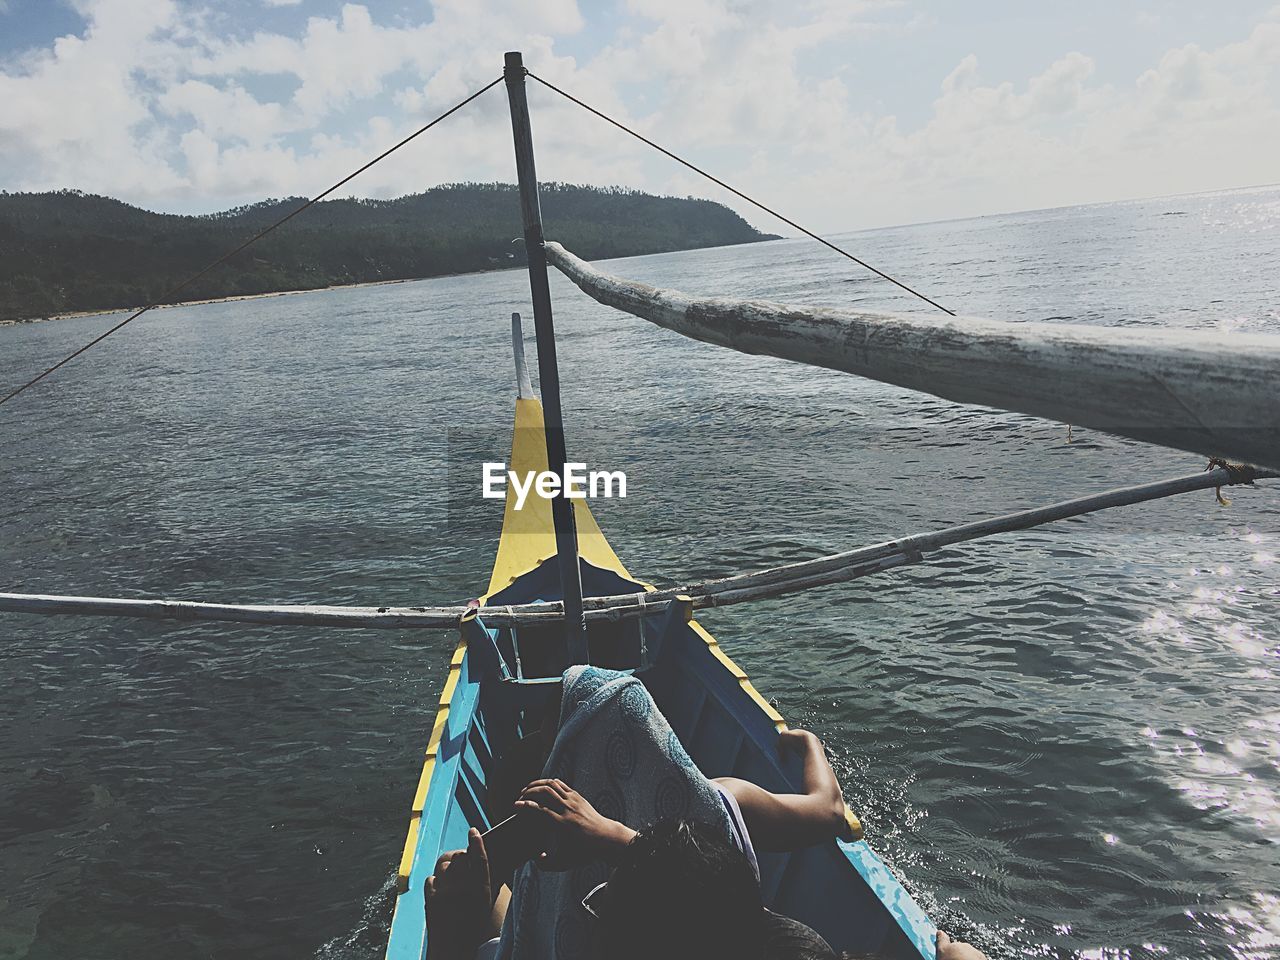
2, 188, 1279, 959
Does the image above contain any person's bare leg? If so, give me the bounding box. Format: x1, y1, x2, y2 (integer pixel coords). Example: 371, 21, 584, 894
485, 885, 511, 940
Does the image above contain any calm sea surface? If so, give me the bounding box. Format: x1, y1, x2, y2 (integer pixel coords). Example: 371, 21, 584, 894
2, 187, 1278, 960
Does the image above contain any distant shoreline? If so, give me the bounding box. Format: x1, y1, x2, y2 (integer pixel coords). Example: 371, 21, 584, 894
0, 274, 464, 328
0, 234, 782, 329
1, 184, 776, 327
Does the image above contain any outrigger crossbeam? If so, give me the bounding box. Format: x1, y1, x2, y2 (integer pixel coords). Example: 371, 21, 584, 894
2, 463, 1271, 631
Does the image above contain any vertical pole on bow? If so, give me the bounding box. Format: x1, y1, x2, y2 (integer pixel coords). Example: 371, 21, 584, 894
504, 51, 588, 664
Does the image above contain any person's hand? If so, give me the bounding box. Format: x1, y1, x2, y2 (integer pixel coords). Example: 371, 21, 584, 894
424, 828, 492, 960
937, 930, 988, 960
514, 778, 637, 870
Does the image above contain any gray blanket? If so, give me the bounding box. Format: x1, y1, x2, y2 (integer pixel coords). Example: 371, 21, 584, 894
497, 666, 731, 959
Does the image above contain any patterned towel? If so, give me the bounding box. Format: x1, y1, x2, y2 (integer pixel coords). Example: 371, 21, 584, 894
496, 666, 732, 960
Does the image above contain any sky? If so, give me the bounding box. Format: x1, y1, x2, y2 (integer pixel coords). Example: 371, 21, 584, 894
1, 0, 1279, 232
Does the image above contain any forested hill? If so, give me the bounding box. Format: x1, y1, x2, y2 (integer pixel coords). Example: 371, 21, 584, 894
0, 183, 778, 322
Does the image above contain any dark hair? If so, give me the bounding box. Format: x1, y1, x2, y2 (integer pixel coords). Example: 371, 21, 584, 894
593, 818, 765, 960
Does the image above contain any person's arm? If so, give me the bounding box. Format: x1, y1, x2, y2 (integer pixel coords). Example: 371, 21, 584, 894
514, 778, 637, 869
715, 728, 847, 852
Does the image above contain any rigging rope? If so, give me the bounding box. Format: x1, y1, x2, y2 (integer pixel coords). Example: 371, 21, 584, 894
0, 75, 505, 410
525, 70, 957, 317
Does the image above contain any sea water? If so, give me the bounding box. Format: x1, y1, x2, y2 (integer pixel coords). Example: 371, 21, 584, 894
1, 185, 1277, 959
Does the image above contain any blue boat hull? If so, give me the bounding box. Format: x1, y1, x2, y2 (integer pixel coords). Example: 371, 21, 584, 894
385, 397, 935, 960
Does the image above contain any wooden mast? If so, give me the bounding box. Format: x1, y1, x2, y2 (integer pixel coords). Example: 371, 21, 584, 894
503, 52, 588, 663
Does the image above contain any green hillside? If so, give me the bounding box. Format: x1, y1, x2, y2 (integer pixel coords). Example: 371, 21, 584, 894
0, 183, 777, 322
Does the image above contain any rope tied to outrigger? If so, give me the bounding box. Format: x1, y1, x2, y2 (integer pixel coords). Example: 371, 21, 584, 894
1205, 457, 1256, 506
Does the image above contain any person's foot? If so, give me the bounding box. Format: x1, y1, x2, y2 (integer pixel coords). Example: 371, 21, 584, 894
937, 931, 988, 960
425, 828, 493, 960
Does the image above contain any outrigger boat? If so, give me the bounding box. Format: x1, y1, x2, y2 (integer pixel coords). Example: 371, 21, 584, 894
377, 54, 1275, 960
383, 339, 936, 960
383, 54, 939, 959
2, 50, 1277, 960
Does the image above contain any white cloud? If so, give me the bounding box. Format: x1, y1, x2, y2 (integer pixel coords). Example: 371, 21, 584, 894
0, 0, 189, 195
159, 80, 292, 143
191, 4, 421, 121
0, 1, 1278, 230
696, 7, 1280, 230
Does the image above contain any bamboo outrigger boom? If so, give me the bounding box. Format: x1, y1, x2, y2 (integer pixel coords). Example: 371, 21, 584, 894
2, 464, 1270, 629
545, 242, 1280, 472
